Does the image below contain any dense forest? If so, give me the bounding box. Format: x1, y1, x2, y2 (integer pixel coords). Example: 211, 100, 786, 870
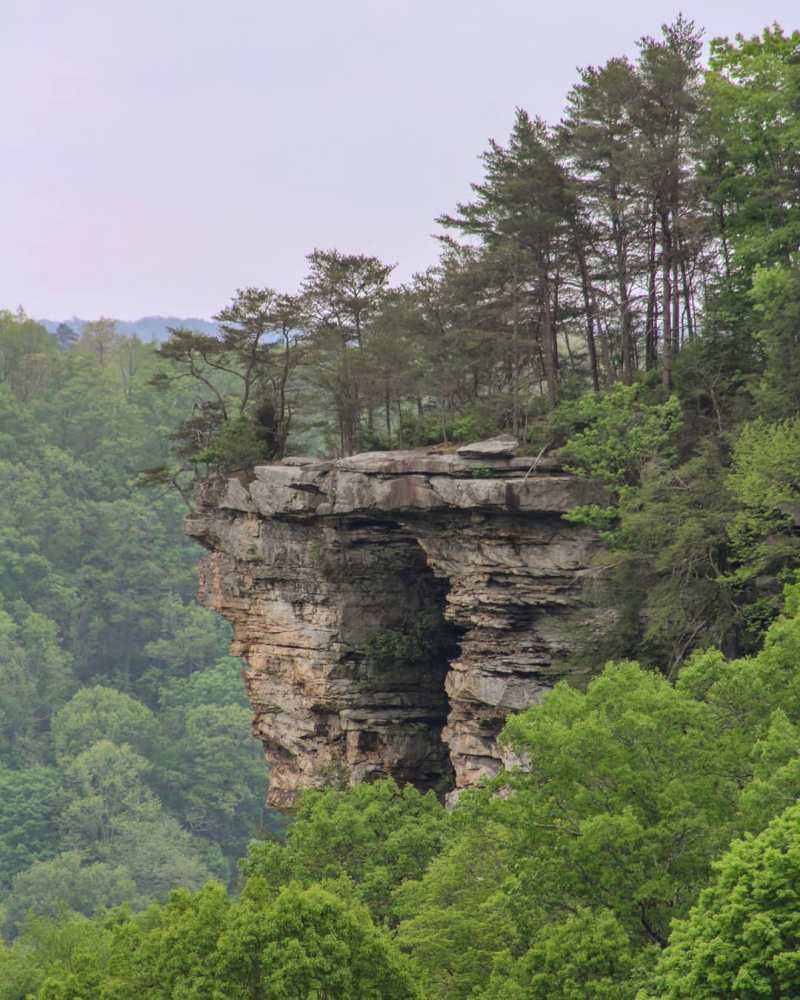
0, 316, 278, 938
3, 17, 800, 999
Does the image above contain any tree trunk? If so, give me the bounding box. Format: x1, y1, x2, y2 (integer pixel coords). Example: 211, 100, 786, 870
574, 243, 600, 391
615, 241, 634, 385
672, 258, 681, 353
645, 207, 659, 371
609, 185, 634, 384
679, 251, 695, 343
540, 277, 559, 408
511, 262, 522, 435
660, 211, 673, 391
594, 296, 614, 384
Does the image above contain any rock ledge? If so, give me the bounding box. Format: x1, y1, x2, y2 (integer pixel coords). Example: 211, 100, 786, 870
186, 449, 607, 806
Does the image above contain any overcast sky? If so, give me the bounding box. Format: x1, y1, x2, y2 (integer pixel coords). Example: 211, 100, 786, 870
3, 1, 796, 320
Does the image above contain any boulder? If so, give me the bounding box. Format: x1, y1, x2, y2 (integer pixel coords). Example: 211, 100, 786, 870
457, 434, 519, 458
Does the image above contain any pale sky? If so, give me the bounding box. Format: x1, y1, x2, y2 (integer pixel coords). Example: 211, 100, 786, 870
3, 1, 796, 320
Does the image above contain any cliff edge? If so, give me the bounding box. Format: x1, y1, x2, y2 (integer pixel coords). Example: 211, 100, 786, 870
185, 445, 608, 807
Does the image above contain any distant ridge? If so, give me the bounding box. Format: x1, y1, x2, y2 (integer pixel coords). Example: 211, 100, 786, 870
39, 315, 218, 343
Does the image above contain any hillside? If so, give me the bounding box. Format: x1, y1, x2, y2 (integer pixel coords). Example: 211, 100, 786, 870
38, 315, 217, 342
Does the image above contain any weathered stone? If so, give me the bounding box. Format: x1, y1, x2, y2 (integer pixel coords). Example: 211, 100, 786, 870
186, 451, 608, 806
457, 434, 519, 458
218, 476, 256, 513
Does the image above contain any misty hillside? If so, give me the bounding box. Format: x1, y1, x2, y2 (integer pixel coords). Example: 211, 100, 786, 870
39, 315, 218, 342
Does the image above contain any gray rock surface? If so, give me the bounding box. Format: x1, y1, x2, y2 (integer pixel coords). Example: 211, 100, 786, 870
457, 434, 519, 458
186, 450, 608, 806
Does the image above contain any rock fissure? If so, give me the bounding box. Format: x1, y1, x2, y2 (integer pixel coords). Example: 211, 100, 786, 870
186, 449, 608, 807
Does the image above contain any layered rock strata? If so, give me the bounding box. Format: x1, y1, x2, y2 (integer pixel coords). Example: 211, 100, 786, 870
186, 451, 606, 806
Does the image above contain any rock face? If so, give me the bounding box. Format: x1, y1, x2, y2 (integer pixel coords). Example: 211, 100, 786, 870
185, 450, 607, 807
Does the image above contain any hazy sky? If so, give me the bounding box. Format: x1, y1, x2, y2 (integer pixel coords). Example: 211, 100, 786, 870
3, 1, 796, 320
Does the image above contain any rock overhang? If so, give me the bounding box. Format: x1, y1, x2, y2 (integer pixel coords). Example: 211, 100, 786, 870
212, 449, 604, 519
186, 448, 608, 807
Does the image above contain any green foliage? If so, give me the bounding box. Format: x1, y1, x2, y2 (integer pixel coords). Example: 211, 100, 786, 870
60, 740, 160, 856
498, 663, 736, 938
556, 388, 734, 670
704, 26, 800, 274
749, 262, 800, 417
219, 881, 421, 1000
465, 465, 495, 479
558, 385, 685, 604
601, 442, 737, 669
6, 588, 800, 995
155, 703, 265, 865
198, 415, 268, 473
392, 590, 800, 997
19, 881, 420, 999
0, 310, 59, 402
477, 909, 649, 1000
560, 376, 800, 669
52, 687, 157, 764
242, 779, 449, 923
0, 911, 116, 1000
649, 802, 800, 998
156, 656, 247, 715
0, 767, 62, 889
105, 814, 218, 902
364, 610, 458, 679
558, 384, 683, 490
139, 599, 234, 698
737, 710, 800, 831
0, 604, 76, 767
393, 819, 518, 999
3, 852, 135, 937
151, 288, 303, 476
726, 416, 800, 584
0, 322, 268, 935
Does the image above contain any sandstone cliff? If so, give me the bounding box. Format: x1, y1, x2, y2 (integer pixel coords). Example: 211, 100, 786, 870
185, 448, 607, 807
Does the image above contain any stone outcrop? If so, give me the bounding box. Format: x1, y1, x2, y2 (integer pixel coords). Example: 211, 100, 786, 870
456, 434, 519, 458
185, 449, 607, 807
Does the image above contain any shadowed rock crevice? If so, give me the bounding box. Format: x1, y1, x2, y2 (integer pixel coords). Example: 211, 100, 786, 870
187, 491, 460, 806
185, 450, 608, 807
